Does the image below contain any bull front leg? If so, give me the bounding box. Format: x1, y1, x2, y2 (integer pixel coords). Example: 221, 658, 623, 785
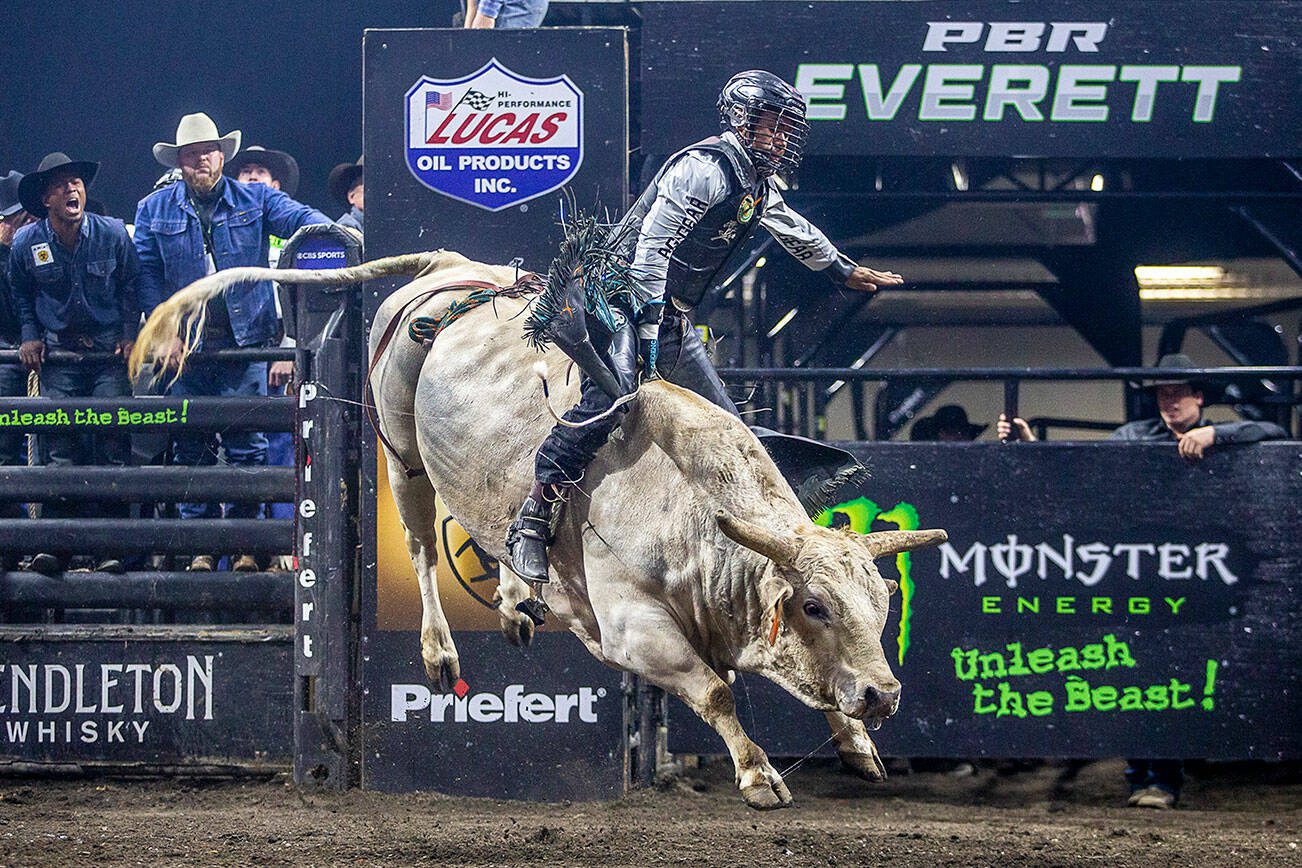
602, 602, 793, 809
824, 711, 888, 782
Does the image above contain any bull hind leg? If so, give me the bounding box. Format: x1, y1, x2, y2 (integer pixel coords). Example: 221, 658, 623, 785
603, 601, 793, 809
388, 464, 460, 688
824, 711, 888, 782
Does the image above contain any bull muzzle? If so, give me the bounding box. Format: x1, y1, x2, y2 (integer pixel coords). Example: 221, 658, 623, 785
861, 685, 901, 729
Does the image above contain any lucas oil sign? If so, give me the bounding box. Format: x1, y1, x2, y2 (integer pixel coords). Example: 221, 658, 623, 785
405, 58, 583, 212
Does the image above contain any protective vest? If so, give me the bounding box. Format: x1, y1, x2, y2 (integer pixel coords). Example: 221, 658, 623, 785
611, 136, 766, 310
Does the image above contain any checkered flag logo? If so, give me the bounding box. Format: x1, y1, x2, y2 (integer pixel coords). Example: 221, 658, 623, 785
457, 89, 495, 111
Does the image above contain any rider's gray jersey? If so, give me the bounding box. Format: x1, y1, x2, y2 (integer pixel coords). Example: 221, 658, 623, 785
620, 132, 855, 335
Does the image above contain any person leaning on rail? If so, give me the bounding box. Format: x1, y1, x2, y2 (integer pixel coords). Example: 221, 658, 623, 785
6, 153, 141, 576
507, 70, 904, 587
997, 353, 1287, 460
996, 352, 1287, 809
133, 113, 332, 573
0, 170, 37, 571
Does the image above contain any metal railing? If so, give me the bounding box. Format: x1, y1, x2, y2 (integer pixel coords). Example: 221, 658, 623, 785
718, 365, 1302, 441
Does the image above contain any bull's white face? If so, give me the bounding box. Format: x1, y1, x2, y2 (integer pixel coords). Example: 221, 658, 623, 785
768, 529, 902, 725
716, 511, 944, 727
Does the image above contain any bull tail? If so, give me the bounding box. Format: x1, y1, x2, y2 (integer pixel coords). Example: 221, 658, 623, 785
129, 251, 442, 385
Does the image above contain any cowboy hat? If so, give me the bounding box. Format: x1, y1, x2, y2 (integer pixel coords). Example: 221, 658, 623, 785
328, 156, 363, 207
153, 113, 241, 169
910, 404, 987, 441
1143, 353, 1209, 391
17, 153, 100, 218
0, 171, 24, 218
226, 145, 300, 197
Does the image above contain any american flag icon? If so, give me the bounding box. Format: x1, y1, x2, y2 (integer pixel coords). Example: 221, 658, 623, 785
426, 90, 454, 111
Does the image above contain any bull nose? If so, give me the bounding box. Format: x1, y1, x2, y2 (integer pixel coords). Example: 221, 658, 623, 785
863, 685, 901, 716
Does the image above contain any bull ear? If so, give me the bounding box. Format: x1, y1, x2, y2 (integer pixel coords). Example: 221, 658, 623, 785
716, 509, 798, 566
861, 529, 948, 559
759, 571, 794, 646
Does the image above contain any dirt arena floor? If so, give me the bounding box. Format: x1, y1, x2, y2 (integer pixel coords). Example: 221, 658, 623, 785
1, 758, 1298, 867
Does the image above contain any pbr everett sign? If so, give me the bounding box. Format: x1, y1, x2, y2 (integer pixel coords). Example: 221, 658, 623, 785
405, 59, 584, 211
641, 0, 1302, 157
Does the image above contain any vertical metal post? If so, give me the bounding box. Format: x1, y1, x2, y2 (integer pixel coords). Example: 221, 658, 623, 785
287, 225, 363, 790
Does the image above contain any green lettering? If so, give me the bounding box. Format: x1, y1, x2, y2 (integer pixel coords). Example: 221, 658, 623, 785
1027, 648, 1055, 674
1091, 597, 1112, 614
129, 411, 143, 425
1056, 647, 1081, 673
1092, 685, 1118, 711
1129, 597, 1150, 614
1119, 686, 1145, 711
19, 413, 31, 426
972, 683, 996, 714
996, 682, 1028, 719
981, 596, 1001, 614
1026, 691, 1054, 717
1080, 643, 1105, 670
951, 647, 978, 681
1144, 684, 1170, 710
1004, 642, 1030, 676
1103, 634, 1137, 669
977, 652, 1007, 679
1016, 596, 1039, 614
1056, 596, 1076, 614
1169, 678, 1195, 710
1165, 597, 1186, 614
117, 408, 130, 424
1063, 676, 1091, 711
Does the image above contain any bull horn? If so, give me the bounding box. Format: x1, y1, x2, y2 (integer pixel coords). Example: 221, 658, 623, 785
715, 509, 798, 566
861, 529, 948, 559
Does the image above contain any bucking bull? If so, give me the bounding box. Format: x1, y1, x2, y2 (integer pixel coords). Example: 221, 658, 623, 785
130, 248, 947, 809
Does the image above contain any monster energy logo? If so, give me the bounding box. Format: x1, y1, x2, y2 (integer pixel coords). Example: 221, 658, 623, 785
815, 498, 919, 665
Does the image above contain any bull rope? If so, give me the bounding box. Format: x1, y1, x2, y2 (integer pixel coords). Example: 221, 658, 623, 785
534, 362, 640, 428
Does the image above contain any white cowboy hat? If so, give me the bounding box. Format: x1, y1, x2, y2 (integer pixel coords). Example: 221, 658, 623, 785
152, 113, 241, 168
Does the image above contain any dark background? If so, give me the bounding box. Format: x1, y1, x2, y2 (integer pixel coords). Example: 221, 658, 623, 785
0, 1, 460, 220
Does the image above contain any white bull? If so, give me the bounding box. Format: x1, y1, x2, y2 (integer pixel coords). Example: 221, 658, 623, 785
131, 250, 947, 809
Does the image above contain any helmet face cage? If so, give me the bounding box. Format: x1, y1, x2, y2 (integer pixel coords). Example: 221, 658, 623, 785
719, 73, 809, 178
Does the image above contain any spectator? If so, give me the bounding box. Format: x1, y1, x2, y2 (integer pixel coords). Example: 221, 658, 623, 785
910, 404, 986, 442
998, 353, 1287, 460
328, 157, 363, 235
232, 145, 305, 572
0, 171, 36, 570
8, 153, 140, 576
996, 352, 1287, 808
133, 113, 331, 572
465, 0, 547, 29
226, 146, 300, 199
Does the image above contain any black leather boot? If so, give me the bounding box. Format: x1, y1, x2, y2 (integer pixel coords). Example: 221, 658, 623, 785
506, 482, 557, 585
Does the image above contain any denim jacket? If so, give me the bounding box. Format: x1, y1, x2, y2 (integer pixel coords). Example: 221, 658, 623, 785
133, 177, 331, 347
7, 213, 141, 344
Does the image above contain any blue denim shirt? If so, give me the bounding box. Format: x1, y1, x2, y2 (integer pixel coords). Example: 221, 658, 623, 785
6, 213, 141, 343
133, 177, 331, 347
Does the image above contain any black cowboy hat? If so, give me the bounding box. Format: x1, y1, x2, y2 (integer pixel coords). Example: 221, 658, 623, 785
1144, 353, 1209, 391
18, 153, 99, 218
0, 171, 24, 218
328, 156, 363, 207
911, 404, 987, 441
226, 145, 301, 197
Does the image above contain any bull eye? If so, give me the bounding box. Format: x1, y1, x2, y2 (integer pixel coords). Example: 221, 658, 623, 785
802, 599, 829, 622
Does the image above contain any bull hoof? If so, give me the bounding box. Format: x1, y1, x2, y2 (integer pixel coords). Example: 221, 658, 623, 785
421, 641, 461, 690
741, 779, 794, 810
500, 608, 536, 648
838, 749, 888, 782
